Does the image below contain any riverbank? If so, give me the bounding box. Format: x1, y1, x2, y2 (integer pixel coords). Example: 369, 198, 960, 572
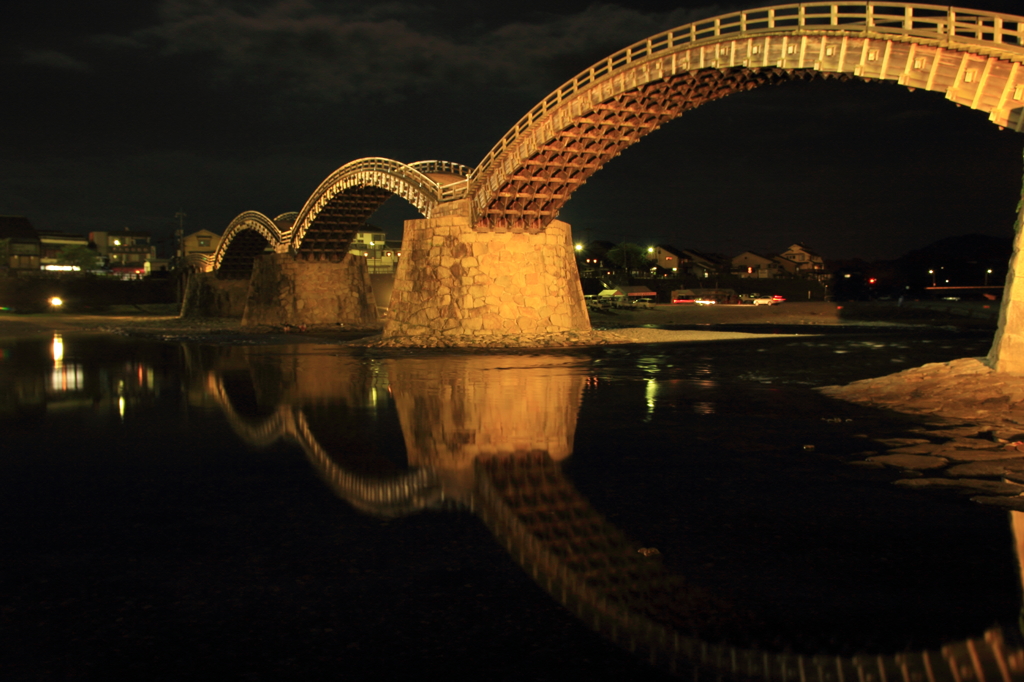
815, 357, 1024, 511
0, 304, 817, 346
0, 300, 994, 345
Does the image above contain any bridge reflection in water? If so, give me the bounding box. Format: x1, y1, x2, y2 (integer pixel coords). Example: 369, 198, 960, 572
189, 345, 1024, 681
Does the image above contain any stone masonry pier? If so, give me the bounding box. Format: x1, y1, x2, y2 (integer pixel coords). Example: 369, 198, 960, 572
988, 157, 1024, 374
381, 200, 595, 347
241, 252, 378, 328
180, 273, 249, 318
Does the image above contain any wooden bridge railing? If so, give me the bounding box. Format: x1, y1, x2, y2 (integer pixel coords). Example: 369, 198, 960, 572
291, 157, 450, 246
465, 2, 1024, 193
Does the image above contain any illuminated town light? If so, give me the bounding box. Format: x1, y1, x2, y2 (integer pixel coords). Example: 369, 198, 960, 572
52, 334, 64, 364
48, 297, 63, 307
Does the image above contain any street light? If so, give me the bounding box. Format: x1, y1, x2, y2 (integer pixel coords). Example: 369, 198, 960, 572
928, 269, 936, 286
986, 268, 993, 286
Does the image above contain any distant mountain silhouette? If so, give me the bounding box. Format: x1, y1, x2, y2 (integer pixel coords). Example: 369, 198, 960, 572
896, 233, 1012, 269
885, 233, 1013, 290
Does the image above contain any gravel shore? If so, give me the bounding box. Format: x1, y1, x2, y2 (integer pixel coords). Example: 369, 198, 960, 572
1, 300, 984, 345
0, 306, 812, 346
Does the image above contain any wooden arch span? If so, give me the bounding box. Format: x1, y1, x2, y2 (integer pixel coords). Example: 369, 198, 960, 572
465, 1, 1024, 232
288, 158, 470, 260
212, 211, 291, 279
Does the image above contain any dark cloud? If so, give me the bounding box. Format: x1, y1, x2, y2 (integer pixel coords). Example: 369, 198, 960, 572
88, 0, 730, 101
21, 49, 91, 72
1, 0, 1021, 262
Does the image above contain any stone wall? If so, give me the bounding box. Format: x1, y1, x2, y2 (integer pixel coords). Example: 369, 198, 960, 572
988, 152, 1024, 373
384, 200, 590, 344
241, 252, 378, 327
180, 272, 249, 318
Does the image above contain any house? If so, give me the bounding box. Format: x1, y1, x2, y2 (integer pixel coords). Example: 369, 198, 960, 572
349, 228, 402, 274
182, 229, 221, 258
732, 251, 786, 279
38, 231, 96, 271
576, 240, 615, 277
0, 216, 41, 273
90, 229, 157, 277
652, 245, 725, 279
650, 245, 686, 272
771, 254, 801, 275
779, 243, 826, 276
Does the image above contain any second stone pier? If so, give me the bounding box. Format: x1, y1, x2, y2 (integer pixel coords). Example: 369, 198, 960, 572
383, 200, 592, 346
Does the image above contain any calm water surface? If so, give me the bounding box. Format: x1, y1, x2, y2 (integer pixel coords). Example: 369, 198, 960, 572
2, 328, 1021, 680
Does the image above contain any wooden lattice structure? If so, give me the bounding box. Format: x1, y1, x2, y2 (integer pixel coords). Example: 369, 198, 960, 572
465, 2, 1024, 233
207, 3, 1024, 268
288, 158, 469, 260
212, 211, 290, 279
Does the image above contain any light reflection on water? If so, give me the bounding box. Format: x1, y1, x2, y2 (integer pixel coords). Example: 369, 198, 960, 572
2, 329, 1022, 679
187, 338, 1021, 662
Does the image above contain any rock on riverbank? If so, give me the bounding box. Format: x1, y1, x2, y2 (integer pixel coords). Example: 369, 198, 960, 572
819, 358, 1024, 510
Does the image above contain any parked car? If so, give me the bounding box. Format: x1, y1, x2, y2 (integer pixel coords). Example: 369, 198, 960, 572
753, 295, 785, 305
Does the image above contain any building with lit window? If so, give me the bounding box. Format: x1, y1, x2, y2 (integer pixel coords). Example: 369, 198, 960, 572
182, 229, 221, 258
779, 243, 826, 276
0, 216, 41, 273
651, 245, 723, 279
349, 229, 402, 274
732, 251, 788, 279
38, 232, 97, 271
90, 229, 158, 277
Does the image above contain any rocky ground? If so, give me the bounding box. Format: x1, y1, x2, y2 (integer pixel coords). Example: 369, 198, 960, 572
0, 299, 993, 344
818, 358, 1024, 511
0, 303, 828, 346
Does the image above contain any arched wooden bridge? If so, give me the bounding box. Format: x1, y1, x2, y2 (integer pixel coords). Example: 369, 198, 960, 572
188, 3, 1024, 363
207, 160, 472, 276
465, 1, 1024, 232
205, 2, 1024, 273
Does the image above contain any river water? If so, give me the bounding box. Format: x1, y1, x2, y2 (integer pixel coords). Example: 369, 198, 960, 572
2, 326, 1022, 680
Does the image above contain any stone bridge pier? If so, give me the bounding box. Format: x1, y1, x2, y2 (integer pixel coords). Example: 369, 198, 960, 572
989, 166, 1024, 374
180, 272, 250, 318
383, 200, 591, 345
240, 252, 378, 328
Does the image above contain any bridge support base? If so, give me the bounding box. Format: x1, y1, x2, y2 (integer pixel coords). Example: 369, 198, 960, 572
989, 161, 1024, 373
180, 273, 249, 318
383, 200, 590, 346
241, 252, 378, 328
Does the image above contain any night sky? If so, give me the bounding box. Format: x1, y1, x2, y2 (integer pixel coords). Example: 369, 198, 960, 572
3, 0, 1024, 262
